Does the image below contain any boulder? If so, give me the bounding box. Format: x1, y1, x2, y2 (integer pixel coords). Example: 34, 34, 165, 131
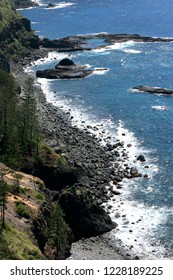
59, 186, 117, 240
47, 4, 56, 8
56, 58, 75, 66
137, 154, 146, 162
130, 167, 138, 176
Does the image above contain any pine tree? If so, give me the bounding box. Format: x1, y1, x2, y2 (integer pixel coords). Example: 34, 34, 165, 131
0, 172, 9, 229
47, 204, 68, 259
18, 77, 40, 159
0, 69, 20, 167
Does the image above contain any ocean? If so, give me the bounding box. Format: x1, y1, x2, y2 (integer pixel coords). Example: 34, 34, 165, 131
20, 0, 173, 259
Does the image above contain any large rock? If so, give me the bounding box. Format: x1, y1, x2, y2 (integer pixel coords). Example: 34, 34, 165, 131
36, 58, 93, 79
137, 154, 146, 162
132, 86, 173, 95
56, 58, 75, 67
59, 186, 117, 240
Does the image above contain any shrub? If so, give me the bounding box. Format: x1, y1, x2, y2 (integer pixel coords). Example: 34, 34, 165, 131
35, 192, 45, 201
15, 201, 30, 219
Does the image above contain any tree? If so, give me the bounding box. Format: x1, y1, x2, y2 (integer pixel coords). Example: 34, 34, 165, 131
0, 69, 18, 155
18, 77, 40, 159
47, 204, 69, 259
0, 69, 21, 167
0, 172, 9, 229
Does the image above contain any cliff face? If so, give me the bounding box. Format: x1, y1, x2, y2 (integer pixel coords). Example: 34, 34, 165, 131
0, 0, 39, 57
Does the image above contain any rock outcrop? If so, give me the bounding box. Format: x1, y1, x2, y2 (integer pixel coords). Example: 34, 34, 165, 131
15, 0, 38, 9
132, 86, 173, 95
59, 186, 117, 240
39, 33, 173, 52
36, 58, 93, 79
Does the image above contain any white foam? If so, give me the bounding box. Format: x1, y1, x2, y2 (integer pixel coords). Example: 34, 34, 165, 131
17, 0, 44, 9
115, 120, 158, 174
27, 56, 169, 259
31, 0, 44, 5
17, 7, 36, 10
29, 52, 70, 67
93, 68, 109, 75
151, 105, 168, 111
92, 41, 142, 54
104, 193, 170, 259
124, 49, 142, 54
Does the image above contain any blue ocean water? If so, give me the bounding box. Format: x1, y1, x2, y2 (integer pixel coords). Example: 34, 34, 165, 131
21, 0, 173, 259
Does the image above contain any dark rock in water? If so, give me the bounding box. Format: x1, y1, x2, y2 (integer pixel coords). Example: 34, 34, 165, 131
57, 58, 75, 66
36, 68, 93, 79
59, 186, 117, 240
132, 86, 173, 95
36, 58, 93, 79
130, 167, 138, 176
137, 154, 146, 162
40, 37, 85, 51
47, 4, 56, 8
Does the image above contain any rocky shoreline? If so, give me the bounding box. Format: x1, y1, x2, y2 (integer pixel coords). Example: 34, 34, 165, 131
11, 43, 150, 259
10, 50, 128, 259
1, 0, 169, 261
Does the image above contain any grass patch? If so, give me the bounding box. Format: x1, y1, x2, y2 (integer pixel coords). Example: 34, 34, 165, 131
0, 222, 44, 259
0, 0, 19, 33
15, 201, 31, 219
35, 192, 45, 202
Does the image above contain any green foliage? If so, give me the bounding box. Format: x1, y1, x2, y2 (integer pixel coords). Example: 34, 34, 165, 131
0, 172, 10, 229
0, 0, 39, 58
46, 204, 69, 259
0, 69, 21, 167
0, 71, 42, 169
18, 77, 41, 160
0, 227, 17, 259
15, 201, 31, 219
35, 192, 45, 201
0, 0, 18, 33
10, 184, 24, 195
0, 222, 44, 259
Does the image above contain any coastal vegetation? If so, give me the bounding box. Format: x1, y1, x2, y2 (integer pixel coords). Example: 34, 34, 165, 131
0, 0, 70, 258
0, 70, 40, 169
0, 67, 71, 258
0, 0, 39, 58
